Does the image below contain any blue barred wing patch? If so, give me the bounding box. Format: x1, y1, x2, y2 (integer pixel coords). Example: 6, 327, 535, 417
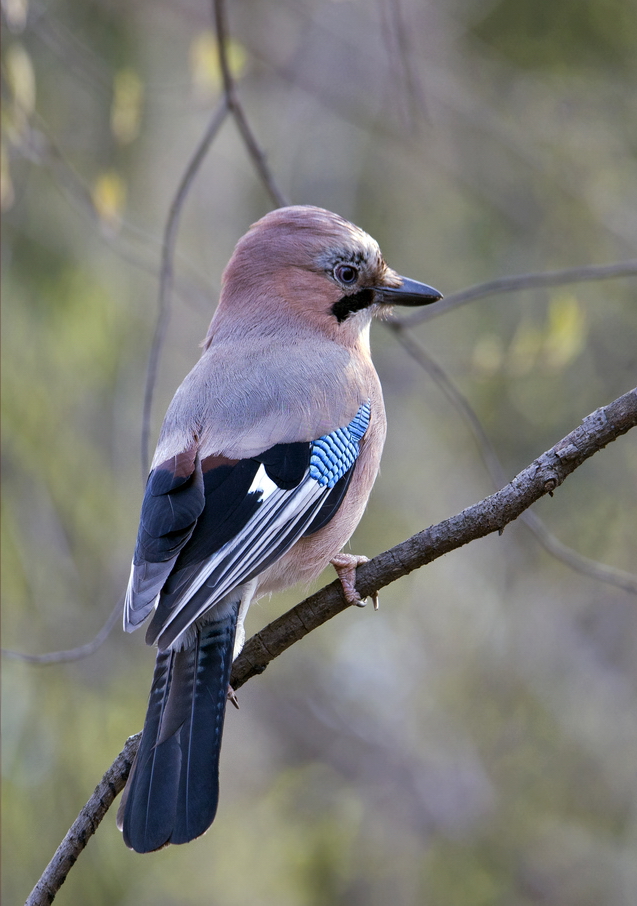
309, 402, 371, 488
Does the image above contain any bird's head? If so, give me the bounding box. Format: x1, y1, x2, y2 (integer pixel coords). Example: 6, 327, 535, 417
209, 205, 441, 346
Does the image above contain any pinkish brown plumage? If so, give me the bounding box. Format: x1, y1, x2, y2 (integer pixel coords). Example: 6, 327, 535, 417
118, 205, 441, 853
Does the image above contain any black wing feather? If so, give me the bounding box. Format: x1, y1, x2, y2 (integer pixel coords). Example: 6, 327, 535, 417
134, 452, 205, 565
302, 466, 355, 536
255, 442, 310, 489
171, 460, 262, 570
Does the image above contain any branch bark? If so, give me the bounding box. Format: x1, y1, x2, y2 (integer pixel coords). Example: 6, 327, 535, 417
25, 737, 138, 906
26, 387, 637, 905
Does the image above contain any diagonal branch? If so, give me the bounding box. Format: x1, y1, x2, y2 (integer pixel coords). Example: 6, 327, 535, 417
26, 387, 637, 905
230, 387, 637, 688
25, 736, 139, 906
389, 324, 637, 595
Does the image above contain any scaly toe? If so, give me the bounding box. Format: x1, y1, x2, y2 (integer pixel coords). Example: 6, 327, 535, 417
330, 553, 370, 607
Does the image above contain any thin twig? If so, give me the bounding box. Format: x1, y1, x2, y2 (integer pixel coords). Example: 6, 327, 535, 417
1, 599, 123, 665
141, 0, 290, 476
26, 388, 637, 905
389, 325, 637, 595
25, 735, 139, 906
393, 260, 637, 328
380, 0, 428, 131
140, 98, 229, 477
140, 0, 292, 478
213, 0, 289, 208
391, 325, 507, 485
518, 508, 637, 594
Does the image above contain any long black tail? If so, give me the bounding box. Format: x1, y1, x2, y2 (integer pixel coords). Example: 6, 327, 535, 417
118, 603, 238, 853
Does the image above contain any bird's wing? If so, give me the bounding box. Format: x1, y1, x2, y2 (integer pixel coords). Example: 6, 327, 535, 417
124, 402, 371, 649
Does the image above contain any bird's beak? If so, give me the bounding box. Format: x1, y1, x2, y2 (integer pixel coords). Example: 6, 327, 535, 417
376, 276, 442, 307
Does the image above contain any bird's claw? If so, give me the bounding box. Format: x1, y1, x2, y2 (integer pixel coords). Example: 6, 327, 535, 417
227, 685, 240, 710
330, 553, 379, 610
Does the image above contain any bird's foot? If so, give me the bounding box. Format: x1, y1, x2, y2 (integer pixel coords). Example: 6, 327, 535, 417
227, 685, 240, 710
330, 553, 379, 610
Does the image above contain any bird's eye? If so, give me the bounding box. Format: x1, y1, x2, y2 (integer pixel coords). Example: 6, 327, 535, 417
335, 264, 359, 286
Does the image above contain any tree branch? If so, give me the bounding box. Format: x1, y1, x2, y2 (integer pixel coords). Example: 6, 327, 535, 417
393, 259, 637, 328
25, 736, 139, 906
26, 387, 636, 905
231, 387, 637, 688
212, 0, 288, 208
1, 599, 123, 665
141, 98, 229, 477
388, 324, 637, 595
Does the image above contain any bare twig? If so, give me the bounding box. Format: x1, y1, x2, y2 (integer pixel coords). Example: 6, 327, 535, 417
380, 0, 428, 131
140, 98, 228, 476
389, 325, 637, 595
26, 388, 637, 904
1, 599, 123, 665
141, 0, 291, 476
518, 509, 637, 594
213, 0, 288, 208
393, 260, 637, 328
25, 735, 139, 906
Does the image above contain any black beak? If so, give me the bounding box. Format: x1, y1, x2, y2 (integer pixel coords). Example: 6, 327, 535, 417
376, 276, 442, 307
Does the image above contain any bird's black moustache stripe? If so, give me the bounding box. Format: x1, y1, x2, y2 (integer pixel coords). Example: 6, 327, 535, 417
331, 288, 375, 323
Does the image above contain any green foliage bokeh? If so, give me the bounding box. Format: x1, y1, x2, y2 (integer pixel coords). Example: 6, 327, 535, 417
2, 1, 636, 904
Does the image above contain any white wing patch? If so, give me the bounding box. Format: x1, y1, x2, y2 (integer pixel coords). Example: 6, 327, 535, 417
154, 466, 326, 649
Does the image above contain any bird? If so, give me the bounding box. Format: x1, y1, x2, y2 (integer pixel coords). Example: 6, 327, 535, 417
117, 205, 441, 853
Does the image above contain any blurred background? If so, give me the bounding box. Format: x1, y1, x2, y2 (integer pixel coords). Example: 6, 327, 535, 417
2, 0, 637, 903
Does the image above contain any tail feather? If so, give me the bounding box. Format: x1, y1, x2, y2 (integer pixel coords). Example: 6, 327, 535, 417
118, 602, 238, 853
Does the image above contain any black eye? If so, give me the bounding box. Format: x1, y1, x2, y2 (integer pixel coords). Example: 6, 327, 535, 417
335, 264, 359, 285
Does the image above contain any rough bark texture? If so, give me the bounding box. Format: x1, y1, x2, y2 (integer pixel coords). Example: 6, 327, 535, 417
26, 737, 138, 906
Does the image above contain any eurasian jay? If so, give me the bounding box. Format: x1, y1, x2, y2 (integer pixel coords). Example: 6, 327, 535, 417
117, 205, 441, 852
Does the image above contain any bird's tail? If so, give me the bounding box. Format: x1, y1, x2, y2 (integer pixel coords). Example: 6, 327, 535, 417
117, 602, 239, 853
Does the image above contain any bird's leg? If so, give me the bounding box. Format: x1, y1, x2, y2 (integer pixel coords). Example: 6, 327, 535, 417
227, 577, 258, 711
330, 553, 379, 610
233, 577, 258, 659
